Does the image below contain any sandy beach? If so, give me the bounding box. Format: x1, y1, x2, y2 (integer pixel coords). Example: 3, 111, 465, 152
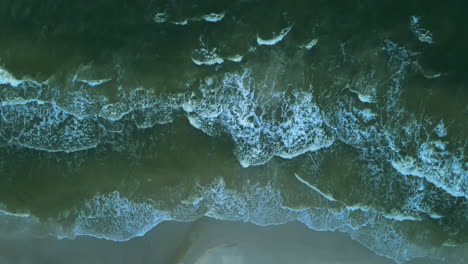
0, 218, 443, 264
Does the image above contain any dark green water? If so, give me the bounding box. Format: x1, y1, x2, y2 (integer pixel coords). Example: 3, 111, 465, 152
0, 0, 467, 263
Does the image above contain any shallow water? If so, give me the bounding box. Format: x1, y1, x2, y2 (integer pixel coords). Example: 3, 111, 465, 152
0, 218, 401, 264
0, 0, 467, 263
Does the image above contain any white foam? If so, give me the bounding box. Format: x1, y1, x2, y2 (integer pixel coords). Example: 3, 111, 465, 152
155, 12, 225, 25
192, 56, 224, 66
348, 87, 377, 103
202, 12, 225, 22
227, 54, 244, 63
0, 209, 30, 218
0, 97, 104, 152
192, 46, 224, 66
345, 204, 371, 212
358, 93, 377, 103
303, 38, 319, 50
434, 121, 447, 138
0, 67, 23, 87
391, 145, 467, 198
424, 73, 442, 79
183, 70, 335, 167
410, 16, 433, 44
153, 11, 168, 23
429, 214, 444, 219
382, 213, 421, 222
295, 174, 336, 202
1, 174, 457, 264
78, 78, 112, 87
357, 108, 377, 123
257, 25, 293, 46
74, 191, 170, 241
0, 32, 463, 264
172, 19, 189, 26
0, 98, 47, 107
99, 103, 131, 121
442, 240, 458, 247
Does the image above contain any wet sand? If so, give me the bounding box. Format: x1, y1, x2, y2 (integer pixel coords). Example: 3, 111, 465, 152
0, 218, 443, 264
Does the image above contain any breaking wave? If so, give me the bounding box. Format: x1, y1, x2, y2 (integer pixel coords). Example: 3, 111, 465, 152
0, 1, 466, 263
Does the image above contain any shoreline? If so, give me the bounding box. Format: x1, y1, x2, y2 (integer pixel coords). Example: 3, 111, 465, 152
0, 218, 430, 264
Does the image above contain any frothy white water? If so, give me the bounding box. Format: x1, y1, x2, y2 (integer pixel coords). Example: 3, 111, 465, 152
410, 16, 433, 44
302, 38, 319, 50
0, 43, 465, 199
153, 11, 168, 24
192, 56, 224, 66
257, 25, 293, 46
171, 19, 189, 26
184, 70, 334, 167
152, 11, 225, 25
74, 192, 169, 241
192, 37, 225, 66
0, 4, 465, 264
34, 178, 462, 264
391, 141, 467, 198
294, 173, 336, 202
0, 67, 23, 87
347, 87, 377, 103
202, 12, 225, 23
78, 78, 112, 87
227, 55, 244, 63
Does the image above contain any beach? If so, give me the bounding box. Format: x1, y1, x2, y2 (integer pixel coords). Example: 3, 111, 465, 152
0, 218, 445, 264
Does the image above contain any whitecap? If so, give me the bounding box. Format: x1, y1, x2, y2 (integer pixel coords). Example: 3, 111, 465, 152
153, 11, 168, 24
348, 87, 377, 103
74, 191, 170, 241
202, 12, 225, 22
303, 38, 319, 50
192, 47, 224, 65
434, 121, 447, 137
227, 54, 244, 62
382, 213, 421, 222
192, 56, 224, 66
78, 78, 112, 87
172, 19, 189, 26
295, 173, 337, 202
0, 67, 23, 87
257, 25, 293, 46
410, 16, 433, 44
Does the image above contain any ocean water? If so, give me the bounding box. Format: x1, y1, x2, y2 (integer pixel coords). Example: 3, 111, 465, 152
0, 0, 467, 263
